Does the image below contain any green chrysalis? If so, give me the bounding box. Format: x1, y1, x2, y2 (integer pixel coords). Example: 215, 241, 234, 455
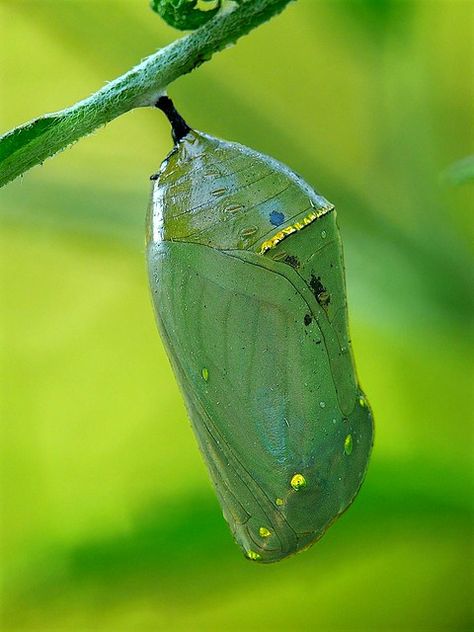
147, 97, 374, 563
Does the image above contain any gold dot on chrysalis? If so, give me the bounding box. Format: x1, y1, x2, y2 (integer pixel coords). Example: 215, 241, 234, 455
344, 434, 353, 455
359, 395, 366, 407
275, 498, 284, 506
259, 527, 271, 538
201, 368, 209, 382
290, 473, 307, 491
247, 550, 261, 561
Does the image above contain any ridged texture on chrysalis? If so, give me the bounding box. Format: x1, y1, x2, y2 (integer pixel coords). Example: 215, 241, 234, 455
147, 102, 373, 563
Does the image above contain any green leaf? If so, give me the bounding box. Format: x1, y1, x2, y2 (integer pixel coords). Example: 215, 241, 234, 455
0, 0, 293, 189
151, 0, 222, 31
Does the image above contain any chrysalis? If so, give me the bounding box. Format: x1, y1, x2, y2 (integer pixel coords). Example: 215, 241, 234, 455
147, 97, 374, 563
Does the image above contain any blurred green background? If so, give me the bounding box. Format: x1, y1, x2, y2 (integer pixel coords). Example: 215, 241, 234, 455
1, 1, 473, 630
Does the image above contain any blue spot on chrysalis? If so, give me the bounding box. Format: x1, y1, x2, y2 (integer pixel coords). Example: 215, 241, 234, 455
270, 210, 285, 226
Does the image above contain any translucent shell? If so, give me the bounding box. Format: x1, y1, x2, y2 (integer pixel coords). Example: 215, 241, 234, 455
147, 128, 374, 562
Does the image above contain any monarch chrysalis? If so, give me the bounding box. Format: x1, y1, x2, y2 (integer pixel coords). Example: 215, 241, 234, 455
147, 97, 374, 563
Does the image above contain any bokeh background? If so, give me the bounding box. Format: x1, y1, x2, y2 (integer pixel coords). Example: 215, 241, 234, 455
1, 1, 473, 630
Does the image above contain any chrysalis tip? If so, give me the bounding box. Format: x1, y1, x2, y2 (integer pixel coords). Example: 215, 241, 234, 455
156, 96, 191, 144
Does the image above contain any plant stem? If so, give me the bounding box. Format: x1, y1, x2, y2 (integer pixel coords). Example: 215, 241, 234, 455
0, 0, 293, 188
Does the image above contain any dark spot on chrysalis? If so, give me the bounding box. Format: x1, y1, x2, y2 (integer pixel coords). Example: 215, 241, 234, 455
269, 210, 285, 226
318, 290, 330, 307
310, 274, 331, 309
285, 255, 300, 269
310, 274, 324, 296
304, 314, 312, 326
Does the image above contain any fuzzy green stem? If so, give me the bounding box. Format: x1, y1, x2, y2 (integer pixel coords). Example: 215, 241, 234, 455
0, 0, 293, 188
